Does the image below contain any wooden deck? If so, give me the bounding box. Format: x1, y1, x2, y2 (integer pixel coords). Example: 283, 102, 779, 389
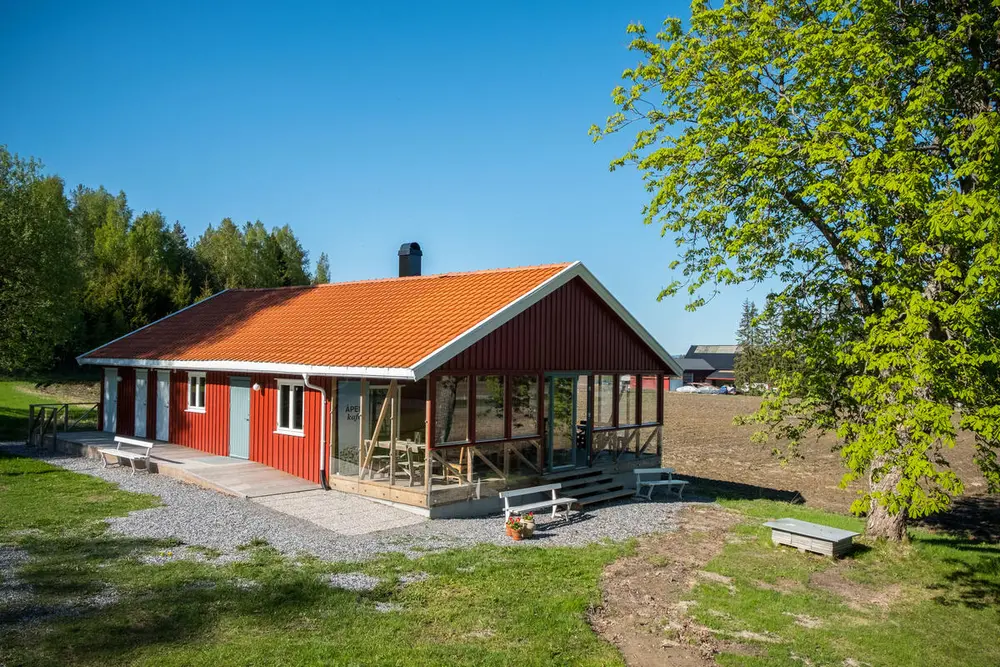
53, 431, 319, 498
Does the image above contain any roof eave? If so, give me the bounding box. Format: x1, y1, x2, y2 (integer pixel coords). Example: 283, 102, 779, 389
77, 357, 415, 381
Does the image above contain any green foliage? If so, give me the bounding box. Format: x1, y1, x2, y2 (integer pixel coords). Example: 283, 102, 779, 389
0, 148, 319, 373
313, 251, 330, 284
0, 148, 80, 373
593, 0, 1000, 536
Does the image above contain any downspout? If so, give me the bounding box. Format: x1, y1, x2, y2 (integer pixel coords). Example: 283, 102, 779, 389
302, 374, 330, 490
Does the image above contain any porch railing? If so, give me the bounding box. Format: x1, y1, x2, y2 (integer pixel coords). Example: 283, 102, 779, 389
26, 403, 100, 448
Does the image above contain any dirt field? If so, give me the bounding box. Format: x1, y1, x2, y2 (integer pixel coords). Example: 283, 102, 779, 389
661, 392, 989, 514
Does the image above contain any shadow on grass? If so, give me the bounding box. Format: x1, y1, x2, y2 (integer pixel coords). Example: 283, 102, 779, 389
917, 494, 1000, 542
684, 475, 804, 504
4, 533, 374, 664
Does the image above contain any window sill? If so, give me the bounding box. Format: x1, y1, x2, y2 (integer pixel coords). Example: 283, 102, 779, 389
275, 429, 305, 438
186, 407, 206, 414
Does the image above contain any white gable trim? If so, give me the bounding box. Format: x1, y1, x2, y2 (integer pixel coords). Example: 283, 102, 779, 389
409, 262, 682, 380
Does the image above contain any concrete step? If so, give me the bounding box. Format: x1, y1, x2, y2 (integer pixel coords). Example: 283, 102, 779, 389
560, 475, 614, 491
563, 479, 619, 496
544, 468, 602, 483
576, 487, 635, 507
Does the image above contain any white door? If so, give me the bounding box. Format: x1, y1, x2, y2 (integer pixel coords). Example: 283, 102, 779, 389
103, 368, 117, 433
155, 370, 170, 441
135, 370, 148, 438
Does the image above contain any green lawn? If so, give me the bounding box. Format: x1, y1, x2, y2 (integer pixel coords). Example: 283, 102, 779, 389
688, 497, 1000, 667
0, 451, 627, 666
0, 377, 100, 441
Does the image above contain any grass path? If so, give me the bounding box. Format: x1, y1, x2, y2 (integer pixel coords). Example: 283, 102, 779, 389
0, 450, 628, 666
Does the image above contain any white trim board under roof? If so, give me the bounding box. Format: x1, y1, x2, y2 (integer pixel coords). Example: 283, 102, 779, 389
77, 261, 683, 380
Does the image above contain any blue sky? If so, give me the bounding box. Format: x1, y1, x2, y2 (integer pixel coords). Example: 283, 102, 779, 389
2, 1, 773, 354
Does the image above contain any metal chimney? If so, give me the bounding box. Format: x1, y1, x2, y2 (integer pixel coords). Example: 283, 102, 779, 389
398, 242, 422, 277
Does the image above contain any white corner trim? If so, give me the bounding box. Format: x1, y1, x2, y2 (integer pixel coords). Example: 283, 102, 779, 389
409, 261, 682, 379
75, 290, 231, 364
77, 356, 416, 381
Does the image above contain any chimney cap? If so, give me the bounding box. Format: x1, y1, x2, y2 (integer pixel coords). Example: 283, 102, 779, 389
398, 242, 422, 257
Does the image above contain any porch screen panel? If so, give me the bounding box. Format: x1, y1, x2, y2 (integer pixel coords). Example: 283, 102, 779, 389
640, 375, 659, 424
594, 375, 614, 428
618, 375, 637, 426
435, 376, 469, 444
510, 375, 539, 437
474, 375, 504, 441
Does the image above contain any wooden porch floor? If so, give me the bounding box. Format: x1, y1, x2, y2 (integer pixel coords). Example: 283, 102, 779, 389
54, 431, 319, 498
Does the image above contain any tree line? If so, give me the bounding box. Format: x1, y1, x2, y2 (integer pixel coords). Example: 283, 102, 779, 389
0, 147, 332, 373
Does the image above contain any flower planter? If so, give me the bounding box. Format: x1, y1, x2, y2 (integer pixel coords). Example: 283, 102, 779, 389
522, 521, 535, 538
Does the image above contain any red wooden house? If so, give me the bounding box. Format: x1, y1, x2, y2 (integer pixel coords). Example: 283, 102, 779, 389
78, 246, 680, 514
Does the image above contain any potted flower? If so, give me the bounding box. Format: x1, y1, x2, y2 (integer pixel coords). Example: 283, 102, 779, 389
505, 515, 524, 541
521, 512, 536, 538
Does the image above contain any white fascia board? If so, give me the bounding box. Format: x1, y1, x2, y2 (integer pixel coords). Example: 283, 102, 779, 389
409, 261, 682, 380
77, 357, 415, 381
75, 290, 231, 364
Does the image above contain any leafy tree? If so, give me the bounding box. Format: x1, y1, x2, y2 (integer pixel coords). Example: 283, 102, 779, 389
0, 148, 80, 372
593, 0, 1000, 539
313, 252, 330, 284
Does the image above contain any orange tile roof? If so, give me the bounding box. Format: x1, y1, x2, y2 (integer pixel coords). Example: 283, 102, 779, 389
80, 263, 572, 372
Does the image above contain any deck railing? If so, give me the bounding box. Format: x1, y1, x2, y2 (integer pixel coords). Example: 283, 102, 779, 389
26, 403, 100, 447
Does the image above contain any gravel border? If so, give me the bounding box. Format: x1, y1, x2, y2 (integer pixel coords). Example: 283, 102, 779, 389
2, 443, 687, 563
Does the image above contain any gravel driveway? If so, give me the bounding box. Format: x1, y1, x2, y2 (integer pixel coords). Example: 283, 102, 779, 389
2, 444, 686, 562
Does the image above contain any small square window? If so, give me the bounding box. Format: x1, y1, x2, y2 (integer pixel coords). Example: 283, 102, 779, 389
187, 372, 206, 412
276, 380, 305, 435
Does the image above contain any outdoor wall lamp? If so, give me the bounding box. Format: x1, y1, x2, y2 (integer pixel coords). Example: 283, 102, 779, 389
252, 383, 261, 392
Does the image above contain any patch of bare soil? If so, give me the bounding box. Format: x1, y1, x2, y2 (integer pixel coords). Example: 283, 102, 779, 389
590, 504, 755, 667
808, 570, 904, 611
662, 393, 988, 518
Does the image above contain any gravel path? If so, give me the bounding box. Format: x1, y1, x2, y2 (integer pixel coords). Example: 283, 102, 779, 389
2, 443, 686, 563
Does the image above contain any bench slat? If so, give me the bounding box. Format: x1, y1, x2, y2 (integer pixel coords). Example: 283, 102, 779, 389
499, 483, 562, 499
506, 498, 578, 513
634, 468, 675, 476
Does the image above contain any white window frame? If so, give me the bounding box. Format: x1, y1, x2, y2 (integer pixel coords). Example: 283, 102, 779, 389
187, 372, 206, 413
276, 379, 305, 436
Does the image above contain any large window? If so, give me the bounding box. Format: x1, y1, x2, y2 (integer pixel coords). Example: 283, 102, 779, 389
593, 375, 615, 428
187, 372, 206, 412
475, 375, 505, 441
618, 375, 637, 426
434, 376, 469, 444
277, 379, 304, 435
510, 375, 539, 437
640, 375, 659, 424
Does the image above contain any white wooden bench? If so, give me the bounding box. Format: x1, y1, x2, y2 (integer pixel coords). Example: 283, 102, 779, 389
763, 518, 859, 558
634, 467, 689, 500
499, 483, 577, 520
98, 436, 155, 475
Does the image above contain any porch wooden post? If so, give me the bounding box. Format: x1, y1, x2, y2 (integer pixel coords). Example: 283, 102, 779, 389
635, 375, 642, 426
425, 378, 434, 501
503, 374, 512, 476
536, 372, 545, 473
389, 385, 397, 485
612, 374, 620, 428
586, 374, 595, 467
468, 375, 477, 445
359, 378, 367, 475
656, 374, 664, 460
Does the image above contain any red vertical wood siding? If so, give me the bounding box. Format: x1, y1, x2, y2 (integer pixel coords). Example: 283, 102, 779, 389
439, 277, 669, 374
248, 374, 331, 484
168, 370, 229, 456
115, 367, 136, 437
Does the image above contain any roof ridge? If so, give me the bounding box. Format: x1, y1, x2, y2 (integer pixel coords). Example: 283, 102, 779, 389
227, 262, 575, 292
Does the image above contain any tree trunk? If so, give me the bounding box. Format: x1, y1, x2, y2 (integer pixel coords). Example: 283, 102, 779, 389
865, 454, 907, 541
